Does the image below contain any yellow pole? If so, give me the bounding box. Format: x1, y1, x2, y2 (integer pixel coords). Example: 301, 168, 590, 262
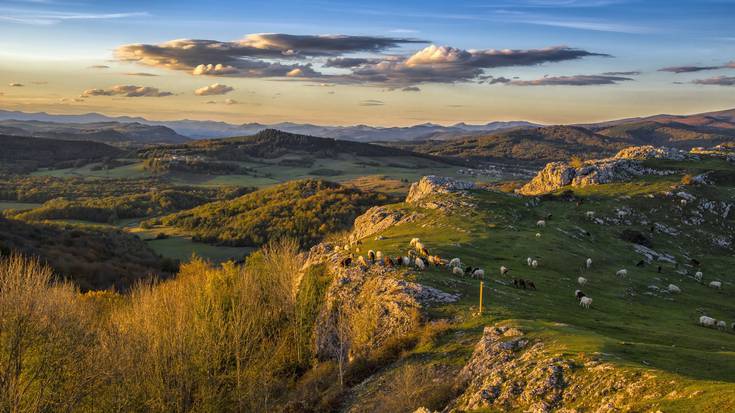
479, 281, 484, 315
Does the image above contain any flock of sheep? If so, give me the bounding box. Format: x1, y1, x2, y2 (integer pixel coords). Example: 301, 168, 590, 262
340, 214, 728, 331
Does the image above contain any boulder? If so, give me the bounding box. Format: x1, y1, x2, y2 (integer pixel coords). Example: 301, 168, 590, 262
406, 175, 475, 204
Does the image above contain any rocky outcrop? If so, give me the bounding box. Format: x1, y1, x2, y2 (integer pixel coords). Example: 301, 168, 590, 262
349, 206, 419, 244
307, 243, 459, 363
518, 146, 683, 195
406, 175, 475, 204
444, 324, 682, 413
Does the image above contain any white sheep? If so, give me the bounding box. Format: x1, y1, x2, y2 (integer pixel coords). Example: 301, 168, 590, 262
449, 258, 462, 268
616, 269, 628, 277
535, 233, 542, 238
578, 277, 587, 286
531, 259, 538, 268
709, 281, 722, 289
414, 241, 426, 253
500, 266, 509, 276
580, 296, 593, 309
409, 237, 421, 247
586, 258, 592, 269
680, 199, 688, 206
699, 315, 716, 327
452, 266, 464, 276
402, 256, 411, 266
357, 256, 368, 267
472, 269, 485, 279
536, 219, 546, 228
667, 284, 681, 294
527, 257, 533, 266
585, 211, 595, 219
415, 257, 426, 270
375, 251, 383, 261
695, 271, 703, 282
717, 320, 727, 331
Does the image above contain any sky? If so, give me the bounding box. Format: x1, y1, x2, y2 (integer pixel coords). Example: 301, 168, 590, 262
0, 0, 734, 126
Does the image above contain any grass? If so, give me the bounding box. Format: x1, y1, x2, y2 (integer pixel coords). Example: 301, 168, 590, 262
130, 225, 252, 263
346, 162, 735, 409
0, 201, 42, 211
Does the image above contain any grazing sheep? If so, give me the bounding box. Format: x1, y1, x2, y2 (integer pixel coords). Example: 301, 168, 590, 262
585, 211, 595, 219
473, 269, 485, 279
464, 265, 474, 276
657, 266, 662, 273
357, 256, 368, 267
513, 278, 526, 289
340, 257, 352, 267
699, 316, 716, 328
709, 281, 722, 289
535, 233, 542, 238
578, 277, 587, 286
695, 271, 703, 282
415, 257, 426, 270
385, 257, 394, 267
580, 296, 593, 309
531, 260, 539, 268
668, 284, 681, 294
414, 241, 426, 252
452, 266, 464, 276
500, 266, 509, 276
536, 219, 546, 228
408, 250, 417, 258
344, 245, 350, 251
410, 238, 421, 247
680, 199, 688, 206
402, 256, 411, 266
616, 269, 628, 277
586, 258, 592, 269
526, 280, 537, 290
449, 258, 462, 268
367, 250, 376, 262
717, 320, 727, 331
376, 251, 383, 261
527, 257, 533, 266
575, 290, 586, 300
731, 322, 735, 332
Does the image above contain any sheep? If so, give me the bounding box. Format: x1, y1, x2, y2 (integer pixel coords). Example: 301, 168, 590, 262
531, 259, 538, 268
575, 290, 586, 300
452, 266, 464, 276
709, 281, 722, 289
667, 284, 681, 294
415, 257, 426, 270
616, 269, 628, 277
731, 322, 735, 332
535, 233, 542, 238
408, 250, 417, 258
578, 276, 587, 286
586, 258, 592, 269
357, 256, 368, 267
375, 251, 383, 261
500, 266, 509, 276
464, 265, 474, 276
409, 237, 421, 247
367, 250, 376, 262
635, 260, 645, 268
580, 296, 593, 309
513, 278, 526, 289
473, 269, 485, 279
526, 280, 537, 290
699, 316, 716, 328
402, 256, 411, 266
448, 258, 462, 268
717, 320, 727, 331
680, 199, 688, 206
340, 256, 352, 267
527, 257, 533, 266
385, 257, 394, 268
695, 271, 703, 282
414, 241, 426, 252
536, 219, 546, 228
585, 211, 595, 219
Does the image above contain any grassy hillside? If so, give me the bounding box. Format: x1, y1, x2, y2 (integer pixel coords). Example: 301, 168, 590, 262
0, 120, 190, 145
151, 179, 394, 247
395, 125, 629, 162
596, 120, 735, 148
0, 134, 125, 173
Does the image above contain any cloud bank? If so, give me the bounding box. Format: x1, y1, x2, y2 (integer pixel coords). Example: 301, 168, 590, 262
81, 85, 173, 97
691, 76, 735, 86
194, 83, 234, 96
510, 74, 633, 86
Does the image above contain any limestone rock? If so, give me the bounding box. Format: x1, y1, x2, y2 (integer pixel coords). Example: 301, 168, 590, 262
406, 175, 476, 204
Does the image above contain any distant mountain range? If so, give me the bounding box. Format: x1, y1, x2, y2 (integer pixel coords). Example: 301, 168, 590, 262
0, 119, 189, 145
0, 110, 536, 142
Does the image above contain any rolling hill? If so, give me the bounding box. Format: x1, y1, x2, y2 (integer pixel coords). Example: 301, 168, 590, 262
0, 134, 125, 173
0, 119, 190, 145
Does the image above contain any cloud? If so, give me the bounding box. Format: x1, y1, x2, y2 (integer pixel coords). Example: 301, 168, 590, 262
341, 44, 608, 86
224, 98, 239, 105
115, 34, 426, 78
125, 72, 158, 77
81, 85, 173, 97
602, 71, 641, 76
401, 86, 421, 92
510, 74, 634, 86
0, 10, 148, 25
658, 65, 722, 73
88, 65, 110, 69
691, 76, 735, 86
194, 83, 234, 96
8, 83, 24, 87
484, 76, 512, 84
325, 57, 378, 68
359, 99, 385, 106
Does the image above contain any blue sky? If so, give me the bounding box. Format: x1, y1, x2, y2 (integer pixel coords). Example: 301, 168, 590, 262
0, 0, 734, 125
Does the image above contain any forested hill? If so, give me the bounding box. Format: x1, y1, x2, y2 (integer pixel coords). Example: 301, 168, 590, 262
139, 129, 464, 164
0, 134, 125, 173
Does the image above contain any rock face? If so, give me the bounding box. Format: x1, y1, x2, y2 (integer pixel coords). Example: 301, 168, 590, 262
406, 175, 475, 204
446, 325, 671, 413
518, 146, 682, 195
614, 145, 691, 161
349, 206, 418, 244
